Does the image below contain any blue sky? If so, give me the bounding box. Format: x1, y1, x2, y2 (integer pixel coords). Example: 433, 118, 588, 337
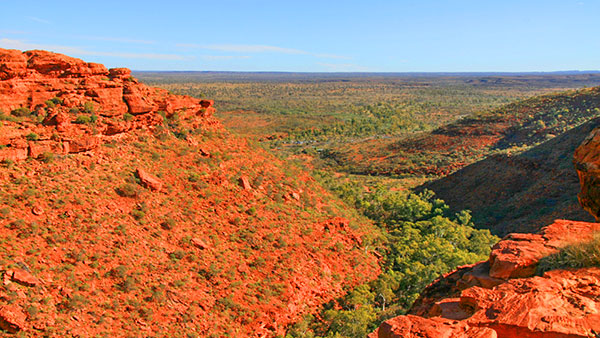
0, 0, 597, 72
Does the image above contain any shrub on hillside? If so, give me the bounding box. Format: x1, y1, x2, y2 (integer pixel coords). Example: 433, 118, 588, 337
116, 183, 139, 198
289, 173, 499, 338
11, 107, 31, 117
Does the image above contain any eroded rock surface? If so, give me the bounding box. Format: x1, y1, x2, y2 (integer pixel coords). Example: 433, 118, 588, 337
574, 127, 600, 220
0, 48, 216, 162
372, 219, 600, 338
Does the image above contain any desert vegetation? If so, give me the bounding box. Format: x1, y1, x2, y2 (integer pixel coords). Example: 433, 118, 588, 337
131, 72, 600, 337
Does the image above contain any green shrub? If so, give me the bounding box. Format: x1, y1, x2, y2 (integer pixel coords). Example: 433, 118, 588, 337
69, 107, 81, 114
116, 183, 139, 198
0, 112, 19, 122
131, 209, 146, 221
123, 113, 134, 121
118, 276, 137, 292
74, 115, 91, 124
83, 102, 95, 114
63, 293, 89, 311
11, 107, 31, 117
161, 218, 176, 230
40, 152, 54, 163
25, 133, 39, 141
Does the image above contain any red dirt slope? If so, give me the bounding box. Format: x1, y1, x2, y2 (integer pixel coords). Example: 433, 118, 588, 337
0, 49, 381, 337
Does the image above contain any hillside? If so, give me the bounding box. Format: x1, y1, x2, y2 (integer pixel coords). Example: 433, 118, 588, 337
324, 86, 600, 177
420, 118, 599, 236
0, 49, 381, 337
368, 124, 600, 337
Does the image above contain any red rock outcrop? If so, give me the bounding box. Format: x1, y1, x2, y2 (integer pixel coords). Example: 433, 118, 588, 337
371, 219, 600, 338
370, 315, 496, 338
574, 127, 600, 220
0, 48, 216, 162
0, 305, 26, 333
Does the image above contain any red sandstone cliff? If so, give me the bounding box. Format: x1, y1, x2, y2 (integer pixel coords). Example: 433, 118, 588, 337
369, 126, 600, 337
0, 48, 215, 163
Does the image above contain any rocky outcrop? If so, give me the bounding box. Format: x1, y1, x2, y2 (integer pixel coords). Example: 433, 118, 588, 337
0, 305, 27, 333
0, 48, 216, 163
574, 127, 600, 221
371, 123, 600, 338
371, 219, 600, 338
7, 268, 40, 287
374, 267, 600, 338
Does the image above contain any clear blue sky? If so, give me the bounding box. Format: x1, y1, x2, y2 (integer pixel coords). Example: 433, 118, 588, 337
0, 0, 597, 72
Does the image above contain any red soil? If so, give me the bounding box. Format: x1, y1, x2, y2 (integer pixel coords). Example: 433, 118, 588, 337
0, 49, 381, 337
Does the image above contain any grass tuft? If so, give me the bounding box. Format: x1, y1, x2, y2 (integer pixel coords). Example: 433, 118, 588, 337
537, 232, 600, 274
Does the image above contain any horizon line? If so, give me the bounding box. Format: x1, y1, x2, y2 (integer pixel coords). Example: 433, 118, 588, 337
132, 70, 600, 74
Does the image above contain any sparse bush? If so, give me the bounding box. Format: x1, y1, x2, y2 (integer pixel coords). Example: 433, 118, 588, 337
131, 209, 146, 221
169, 250, 186, 261
123, 113, 134, 121
83, 101, 95, 114
0, 112, 19, 122
25, 132, 39, 141
11, 107, 31, 117
161, 218, 176, 230
63, 293, 88, 311
118, 276, 137, 292
74, 115, 91, 124
116, 183, 139, 198
40, 152, 54, 163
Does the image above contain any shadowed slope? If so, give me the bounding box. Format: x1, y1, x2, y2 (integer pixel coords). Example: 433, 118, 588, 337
420, 118, 599, 236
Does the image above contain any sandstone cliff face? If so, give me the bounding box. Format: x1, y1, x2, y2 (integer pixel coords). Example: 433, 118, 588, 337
370, 126, 600, 338
574, 127, 600, 221
0, 48, 215, 163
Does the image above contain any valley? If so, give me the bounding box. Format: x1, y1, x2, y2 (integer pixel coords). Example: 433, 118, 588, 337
0, 49, 599, 337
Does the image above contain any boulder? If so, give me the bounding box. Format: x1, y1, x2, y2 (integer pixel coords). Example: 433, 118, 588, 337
191, 238, 210, 250
238, 176, 252, 190
108, 67, 131, 79
42, 111, 71, 131
489, 220, 600, 279
136, 168, 163, 191
0, 305, 26, 333
68, 136, 101, 153
10, 268, 39, 287
123, 82, 156, 114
